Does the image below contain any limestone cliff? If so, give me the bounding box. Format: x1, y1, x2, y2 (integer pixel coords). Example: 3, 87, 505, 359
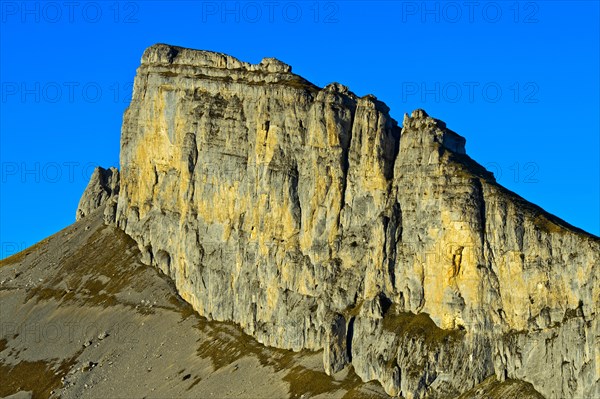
80, 44, 599, 398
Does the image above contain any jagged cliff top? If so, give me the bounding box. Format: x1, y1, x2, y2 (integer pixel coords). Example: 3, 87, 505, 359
142, 43, 293, 73
140, 44, 397, 113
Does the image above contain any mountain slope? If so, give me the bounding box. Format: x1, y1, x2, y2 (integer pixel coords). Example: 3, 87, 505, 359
0, 209, 390, 398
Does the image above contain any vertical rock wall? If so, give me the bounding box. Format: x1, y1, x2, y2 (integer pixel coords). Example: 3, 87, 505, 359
83, 44, 599, 398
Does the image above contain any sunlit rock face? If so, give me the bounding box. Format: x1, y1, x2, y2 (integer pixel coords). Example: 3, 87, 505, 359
78, 44, 599, 398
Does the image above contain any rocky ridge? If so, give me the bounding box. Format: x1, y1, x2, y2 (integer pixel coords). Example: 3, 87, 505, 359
79, 44, 599, 398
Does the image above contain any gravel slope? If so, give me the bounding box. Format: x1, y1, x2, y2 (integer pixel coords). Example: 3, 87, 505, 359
0, 209, 387, 399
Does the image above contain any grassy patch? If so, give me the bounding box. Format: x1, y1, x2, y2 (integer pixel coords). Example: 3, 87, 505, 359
0, 351, 81, 399
342, 300, 364, 319
194, 321, 296, 371
22, 225, 160, 314
168, 295, 198, 321
283, 365, 341, 398
342, 382, 390, 399
458, 375, 544, 399
0, 239, 48, 267
534, 215, 564, 234
193, 319, 376, 398
381, 304, 464, 346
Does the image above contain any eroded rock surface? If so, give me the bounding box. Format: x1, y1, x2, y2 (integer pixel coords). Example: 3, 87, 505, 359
102, 44, 598, 398
76, 166, 120, 223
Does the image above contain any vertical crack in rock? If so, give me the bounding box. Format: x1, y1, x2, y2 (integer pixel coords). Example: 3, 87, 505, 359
346, 316, 355, 362
339, 98, 354, 215
473, 177, 487, 259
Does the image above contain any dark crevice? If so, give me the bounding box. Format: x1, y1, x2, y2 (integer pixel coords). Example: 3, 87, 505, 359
144, 245, 153, 265
346, 316, 355, 362
382, 215, 389, 276
379, 292, 393, 315
385, 202, 402, 290
184, 133, 198, 174
288, 163, 302, 228
166, 46, 179, 63
473, 178, 487, 257
386, 124, 402, 181
338, 97, 357, 212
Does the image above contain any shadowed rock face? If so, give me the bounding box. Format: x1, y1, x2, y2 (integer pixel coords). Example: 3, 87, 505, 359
80, 44, 599, 398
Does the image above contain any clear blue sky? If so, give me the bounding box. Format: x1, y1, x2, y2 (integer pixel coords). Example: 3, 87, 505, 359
1, 1, 598, 258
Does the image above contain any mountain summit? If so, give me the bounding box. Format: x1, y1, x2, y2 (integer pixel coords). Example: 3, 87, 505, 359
5, 44, 600, 399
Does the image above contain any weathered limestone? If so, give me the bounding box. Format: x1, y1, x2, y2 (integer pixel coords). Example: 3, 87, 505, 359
76, 166, 119, 223
89, 44, 598, 398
